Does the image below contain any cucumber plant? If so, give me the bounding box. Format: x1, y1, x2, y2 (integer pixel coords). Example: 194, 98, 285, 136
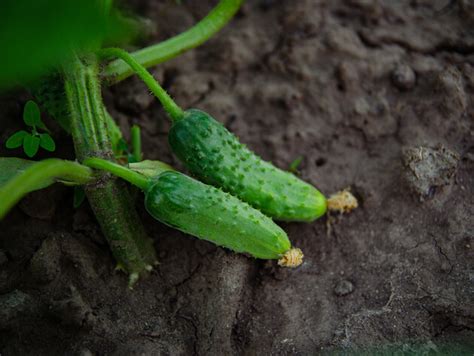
0, 0, 338, 287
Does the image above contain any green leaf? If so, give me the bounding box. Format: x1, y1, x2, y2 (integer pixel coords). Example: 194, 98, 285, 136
0, 158, 93, 219
5, 130, 28, 149
39, 133, 56, 152
23, 135, 40, 158
0, 0, 134, 91
73, 186, 86, 208
23, 100, 41, 127
0, 158, 44, 188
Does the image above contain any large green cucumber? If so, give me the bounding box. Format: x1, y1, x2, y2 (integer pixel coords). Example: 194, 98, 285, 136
145, 171, 291, 259
169, 109, 327, 222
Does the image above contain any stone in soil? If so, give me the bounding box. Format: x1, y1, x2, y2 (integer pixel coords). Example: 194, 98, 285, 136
334, 280, 355, 296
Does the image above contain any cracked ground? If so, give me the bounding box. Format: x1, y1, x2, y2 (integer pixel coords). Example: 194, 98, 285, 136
0, 0, 473, 354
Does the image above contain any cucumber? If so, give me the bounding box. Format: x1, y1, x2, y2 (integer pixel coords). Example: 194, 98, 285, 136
145, 171, 291, 259
169, 109, 327, 222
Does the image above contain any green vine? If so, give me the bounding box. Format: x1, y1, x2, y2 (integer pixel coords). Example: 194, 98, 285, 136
104, 0, 243, 83
98, 48, 184, 121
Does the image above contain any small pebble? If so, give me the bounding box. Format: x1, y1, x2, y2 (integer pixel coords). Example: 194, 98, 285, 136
0, 250, 7, 266
392, 64, 416, 90
334, 280, 354, 296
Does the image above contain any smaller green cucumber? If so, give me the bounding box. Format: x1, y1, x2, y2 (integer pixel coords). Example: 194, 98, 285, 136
145, 171, 291, 259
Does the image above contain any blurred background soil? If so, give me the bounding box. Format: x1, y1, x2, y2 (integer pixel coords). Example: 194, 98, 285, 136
0, 0, 473, 354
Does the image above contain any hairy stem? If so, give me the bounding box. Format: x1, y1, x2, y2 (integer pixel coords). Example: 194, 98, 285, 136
63, 54, 157, 283
98, 48, 184, 121
84, 158, 149, 191
104, 0, 244, 83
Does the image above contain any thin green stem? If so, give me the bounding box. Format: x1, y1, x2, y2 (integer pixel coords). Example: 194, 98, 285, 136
0, 159, 93, 219
104, 0, 244, 83
131, 125, 142, 162
84, 158, 149, 191
98, 48, 184, 121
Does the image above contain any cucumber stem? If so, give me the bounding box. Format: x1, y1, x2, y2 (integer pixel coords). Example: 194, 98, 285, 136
104, 0, 244, 83
84, 158, 149, 191
131, 125, 142, 162
97, 48, 184, 122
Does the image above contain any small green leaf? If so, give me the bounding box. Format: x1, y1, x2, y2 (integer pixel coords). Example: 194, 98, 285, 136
23, 100, 41, 127
36, 119, 48, 131
5, 130, 28, 149
23, 135, 40, 158
39, 133, 56, 152
288, 156, 303, 175
73, 186, 86, 208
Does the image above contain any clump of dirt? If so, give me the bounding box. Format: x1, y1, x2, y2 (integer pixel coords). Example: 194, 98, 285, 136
1, 0, 474, 355
403, 145, 459, 200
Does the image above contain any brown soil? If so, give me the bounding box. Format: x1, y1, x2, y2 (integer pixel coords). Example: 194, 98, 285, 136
1, 0, 473, 354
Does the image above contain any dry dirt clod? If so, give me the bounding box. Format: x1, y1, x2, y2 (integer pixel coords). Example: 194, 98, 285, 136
402, 145, 459, 200
49, 286, 95, 328
0, 290, 41, 330
30, 236, 61, 284
436, 67, 467, 116
392, 64, 416, 90
334, 280, 355, 296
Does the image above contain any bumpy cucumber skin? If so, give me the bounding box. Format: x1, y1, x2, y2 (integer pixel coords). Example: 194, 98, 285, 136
145, 171, 291, 259
169, 109, 327, 222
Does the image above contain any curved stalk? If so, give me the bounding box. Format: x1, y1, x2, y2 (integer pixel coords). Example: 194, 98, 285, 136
0, 159, 93, 219
84, 158, 149, 190
98, 48, 184, 121
84, 157, 174, 188
104, 0, 244, 83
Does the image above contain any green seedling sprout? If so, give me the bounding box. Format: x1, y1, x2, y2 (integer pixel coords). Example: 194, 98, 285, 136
288, 156, 303, 175
113, 125, 143, 163
5, 101, 56, 157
